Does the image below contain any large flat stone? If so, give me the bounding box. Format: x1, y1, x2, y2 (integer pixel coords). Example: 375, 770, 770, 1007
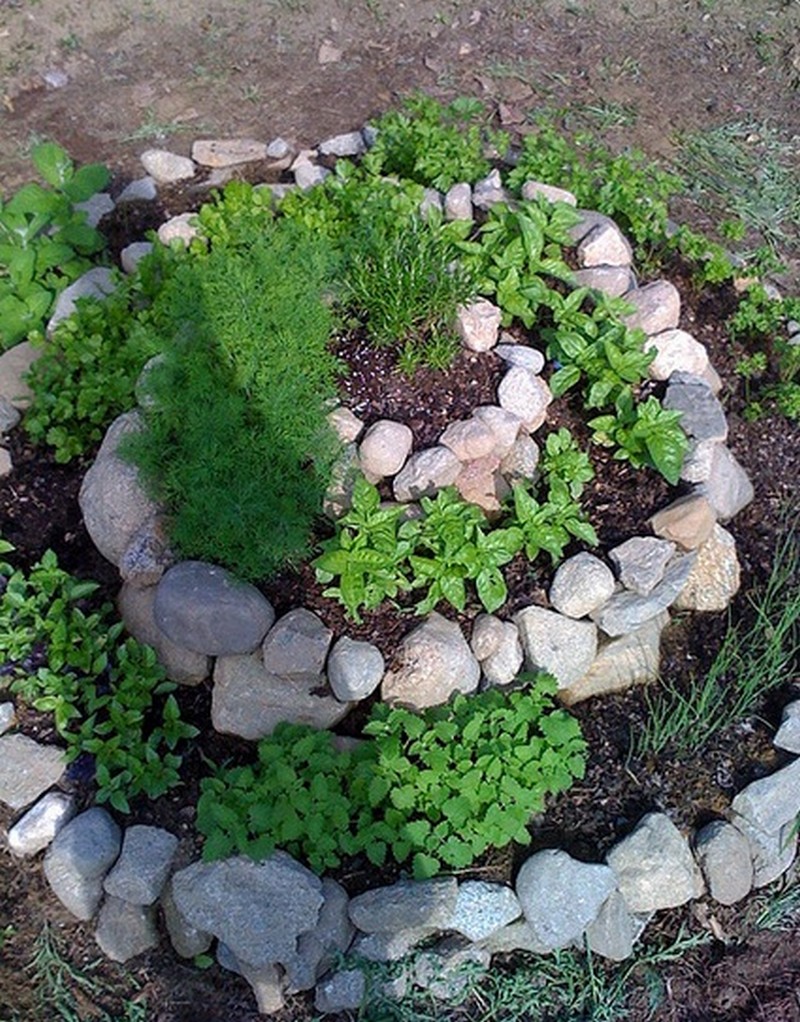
0, 734, 65, 810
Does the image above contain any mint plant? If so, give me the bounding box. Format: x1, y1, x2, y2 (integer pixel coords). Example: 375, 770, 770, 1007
0, 142, 109, 349
197, 675, 587, 879
0, 543, 197, 812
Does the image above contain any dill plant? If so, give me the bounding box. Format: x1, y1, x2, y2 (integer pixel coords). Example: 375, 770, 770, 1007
122, 221, 342, 581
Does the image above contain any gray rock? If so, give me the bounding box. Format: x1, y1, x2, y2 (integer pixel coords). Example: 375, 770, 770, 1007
94, 897, 158, 962
0, 396, 21, 432
413, 940, 491, 1000
567, 209, 623, 245
472, 405, 525, 458
494, 343, 546, 373
350, 928, 433, 962
621, 280, 681, 335
455, 299, 502, 353
285, 877, 354, 992
663, 375, 728, 443
516, 849, 617, 949
0, 447, 11, 478
192, 138, 266, 167
294, 160, 330, 190
262, 608, 332, 677
497, 366, 551, 432
694, 820, 753, 906
444, 182, 473, 221
0, 702, 15, 735
120, 241, 153, 274
392, 446, 462, 502
319, 131, 366, 157
160, 878, 213, 959
577, 223, 632, 267
118, 513, 174, 587
773, 700, 800, 754
521, 180, 577, 206
216, 941, 243, 974
731, 757, 800, 836
103, 825, 178, 905
349, 878, 458, 933
118, 582, 210, 686
154, 560, 275, 656
213, 653, 350, 739
673, 524, 740, 612
327, 636, 384, 701
79, 411, 160, 566
140, 148, 195, 183
420, 187, 443, 218
472, 169, 509, 210
549, 553, 615, 619
266, 137, 292, 160
514, 606, 598, 689
606, 813, 704, 912
44, 808, 122, 920
499, 434, 540, 484
645, 329, 709, 380
315, 969, 366, 1013
324, 441, 361, 518
585, 891, 640, 962
699, 445, 754, 521
439, 417, 497, 461
560, 611, 668, 706
609, 536, 676, 595
591, 554, 694, 637
381, 612, 480, 709
732, 816, 797, 888
475, 918, 550, 954
358, 419, 414, 481
470, 614, 506, 659
116, 177, 157, 203
74, 192, 115, 228
0, 734, 65, 810
572, 266, 633, 298
0, 341, 40, 409
649, 494, 716, 550
481, 621, 523, 687
8, 791, 75, 857
171, 852, 324, 969
447, 881, 522, 941
47, 266, 116, 337
157, 213, 199, 246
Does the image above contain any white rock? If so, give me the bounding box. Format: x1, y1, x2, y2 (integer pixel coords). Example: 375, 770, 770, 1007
472, 405, 525, 458
646, 329, 709, 380
327, 406, 364, 444
673, 524, 740, 612
622, 280, 681, 335
439, 418, 496, 461
8, 791, 75, 856
455, 299, 502, 353
319, 131, 366, 157
514, 606, 597, 689
192, 138, 267, 167
497, 367, 551, 432
382, 612, 480, 709
444, 182, 473, 221
0, 448, 11, 478
358, 420, 414, 481
140, 148, 195, 183
472, 169, 510, 210
392, 446, 461, 502
577, 223, 632, 268
494, 343, 545, 373
572, 266, 633, 298
549, 553, 615, 619
521, 180, 577, 206
157, 213, 198, 246
773, 700, 800, 754
0, 341, 40, 409
327, 636, 385, 701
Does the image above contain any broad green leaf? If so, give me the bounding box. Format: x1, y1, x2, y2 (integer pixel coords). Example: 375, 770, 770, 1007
476, 567, 507, 614
63, 162, 111, 202
32, 142, 74, 188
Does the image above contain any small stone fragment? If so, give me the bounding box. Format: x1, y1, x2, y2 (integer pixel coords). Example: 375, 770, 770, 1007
773, 701, 800, 754
0, 448, 11, 477
314, 969, 366, 1014
472, 169, 509, 210
116, 176, 157, 203
327, 406, 364, 444
239, 960, 286, 1014
494, 343, 545, 373
266, 137, 292, 159
0, 396, 21, 432
74, 192, 115, 228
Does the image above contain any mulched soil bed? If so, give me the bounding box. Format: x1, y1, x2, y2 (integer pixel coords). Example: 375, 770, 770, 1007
1, 234, 800, 1020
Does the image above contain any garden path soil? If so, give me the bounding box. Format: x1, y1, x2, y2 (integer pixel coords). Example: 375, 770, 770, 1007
2, 1, 800, 1019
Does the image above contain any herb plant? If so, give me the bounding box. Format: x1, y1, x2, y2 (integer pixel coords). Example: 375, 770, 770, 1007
588, 392, 689, 485
0, 542, 197, 811
0, 142, 109, 349
197, 675, 587, 878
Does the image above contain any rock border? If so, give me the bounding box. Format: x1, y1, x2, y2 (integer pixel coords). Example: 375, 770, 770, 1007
0, 126, 787, 1018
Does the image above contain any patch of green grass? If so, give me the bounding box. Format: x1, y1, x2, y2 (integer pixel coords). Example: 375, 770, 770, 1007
576, 100, 639, 130
342, 925, 711, 1022
677, 119, 800, 252
631, 514, 800, 759
752, 875, 800, 932
117, 109, 197, 143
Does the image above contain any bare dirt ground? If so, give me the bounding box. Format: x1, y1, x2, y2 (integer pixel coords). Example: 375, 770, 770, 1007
1, 1, 800, 1020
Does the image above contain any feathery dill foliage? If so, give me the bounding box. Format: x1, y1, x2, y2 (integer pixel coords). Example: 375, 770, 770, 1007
122, 222, 342, 581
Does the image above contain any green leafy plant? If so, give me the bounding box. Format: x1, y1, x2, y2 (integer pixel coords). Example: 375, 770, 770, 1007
314, 476, 415, 623
364, 94, 508, 191
123, 222, 343, 581
0, 142, 109, 349
588, 391, 689, 485
508, 478, 598, 564
540, 426, 595, 499
0, 543, 197, 811
197, 675, 587, 878
23, 247, 174, 462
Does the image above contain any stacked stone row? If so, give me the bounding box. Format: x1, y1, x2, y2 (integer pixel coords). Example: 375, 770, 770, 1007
3, 698, 800, 1014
